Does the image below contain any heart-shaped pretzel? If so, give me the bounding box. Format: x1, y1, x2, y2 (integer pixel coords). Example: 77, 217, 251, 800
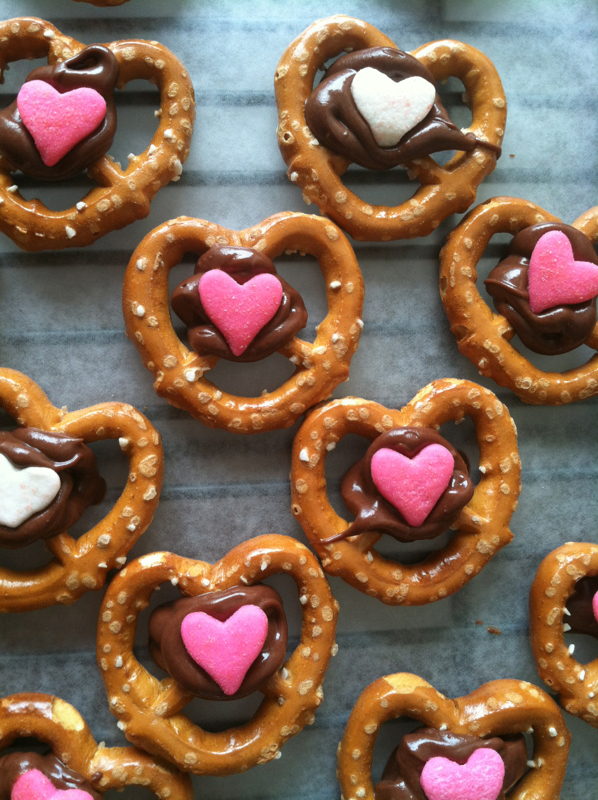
0, 18, 195, 251
122, 212, 364, 434
96, 534, 339, 775
0, 693, 192, 800
290, 379, 520, 605
338, 673, 570, 800
0, 368, 163, 612
275, 15, 505, 242
440, 197, 598, 404
530, 542, 598, 727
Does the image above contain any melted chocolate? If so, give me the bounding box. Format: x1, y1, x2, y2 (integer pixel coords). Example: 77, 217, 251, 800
566, 574, 598, 639
149, 585, 288, 700
305, 47, 500, 171
0, 752, 102, 800
0, 45, 119, 181
485, 223, 598, 355
0, 428, 106, 548
326, 427, 473, 544
171, 245, 308, 362
375, 727, 527, 800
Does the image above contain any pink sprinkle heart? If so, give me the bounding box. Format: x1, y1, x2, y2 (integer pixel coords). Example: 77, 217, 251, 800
527, 230, 598, 314
198, 269, 283, 356
17, 80, 107, 167
370, 444, 455, 527
592, 590, 598, 624
420, 748, 505, 800
180, 605, 269, 695
12, 770, 94, 800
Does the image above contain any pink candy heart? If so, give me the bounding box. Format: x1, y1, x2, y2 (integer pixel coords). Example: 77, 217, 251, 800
528, 230, 598, 314
592, 590, 598, 624
198, 269, 283, 356
180, 605, 269, 695
370, 444, 455, 527
420, 748, 505, 800
12, 769, 94, 800
17, 80, 107, 167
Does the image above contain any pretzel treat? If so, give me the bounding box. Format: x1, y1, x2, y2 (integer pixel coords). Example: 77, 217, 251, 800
97, 534, 338, 775
0, 18, 194, 251
291, 379, 520, 605
0, 368, 163, 613
440, 197, 598, 404
123, 212, 364, 434
338, 673, 570, 800
530, 542, 598, 727
0, 694, 192, 800
275, 15, 505, 242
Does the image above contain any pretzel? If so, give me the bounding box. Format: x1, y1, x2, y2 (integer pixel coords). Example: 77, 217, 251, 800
530, 542, 598, 727
0, 693, 192, 800
122, 212, 364, 434
440, 197, 598, 404
0, 18, 194, 252
275, 15, 505, 242
290, 379, 520, 605
97, 534, 338, 775
338, 672, 570, 800
0, 368, 163, 612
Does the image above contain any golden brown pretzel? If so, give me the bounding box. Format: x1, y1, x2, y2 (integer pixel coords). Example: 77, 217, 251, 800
122, 212, 364, 434
96, 534, 339, 775
0, 693, 192, 799
440, 196, 598, 404
290, 379, 520, 604
0, 18, 195, 251
338, 673, 570, 800
275, 15, 505, 242
0, 368, 163, 612
530, 542, 598, 727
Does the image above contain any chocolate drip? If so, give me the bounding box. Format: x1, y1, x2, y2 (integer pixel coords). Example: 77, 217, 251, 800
566, 574, 598, 639
0, 45, 119, 181
0, 752, 102, 800
171, 244, 308, 362
149, 585, 288, 700
0, 428, 106, 548
375, 727, 527, 800
327, 427, 473, 543
305, 47, 500, 171
485, 222, 598, 355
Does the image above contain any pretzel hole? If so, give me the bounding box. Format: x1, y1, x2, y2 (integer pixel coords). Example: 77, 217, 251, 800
108, 79, 161, 167
276, 252, 326, 344
342, 163, 419, 208
478, 233, 598, 372
430, 77, 472, 168
0, 737, 53, 757
563, 572, 598, 665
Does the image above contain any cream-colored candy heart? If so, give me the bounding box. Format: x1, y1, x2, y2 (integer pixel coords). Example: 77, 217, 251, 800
351, 67, 436, 147
0, 453, 61, 528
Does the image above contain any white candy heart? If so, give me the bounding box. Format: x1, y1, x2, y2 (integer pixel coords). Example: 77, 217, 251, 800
350, 67, 436, 147
0, 452, 61, 528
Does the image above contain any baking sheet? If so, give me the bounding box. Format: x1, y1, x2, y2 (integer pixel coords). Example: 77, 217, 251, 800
0, 0, 597, 797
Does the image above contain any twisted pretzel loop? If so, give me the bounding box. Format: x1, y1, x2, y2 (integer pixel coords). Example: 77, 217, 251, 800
290, 379, 520, 605
0, 368, 163, 612
0, 693, 192, 799
122, 213, 364, 434
338, 673, 570, 800
530, 542, 598, 727
0, 18, 195, 251
275, 15, 506, 241
440, 196, 598, 404
97, 534, 338, 775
